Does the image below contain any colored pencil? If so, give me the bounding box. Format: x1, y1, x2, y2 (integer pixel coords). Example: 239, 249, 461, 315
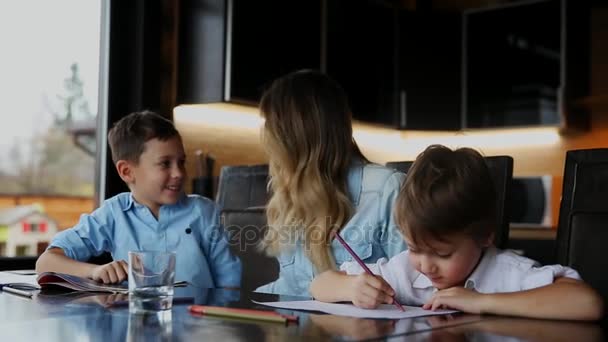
188, 305, 298, 324
333, 231, 405, 311
1, 286, 34, 299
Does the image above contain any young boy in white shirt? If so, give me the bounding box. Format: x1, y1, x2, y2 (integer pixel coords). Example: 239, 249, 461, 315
310, 144, 604, 321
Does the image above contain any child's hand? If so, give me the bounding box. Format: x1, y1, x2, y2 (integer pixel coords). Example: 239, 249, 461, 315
348, 273, 396, 309
90, 260, 128, 284
423, 287, 486, 313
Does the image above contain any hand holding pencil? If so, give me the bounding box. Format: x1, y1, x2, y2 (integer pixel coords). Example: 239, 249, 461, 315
332, 231, 405, 311
347, 273, 400, 310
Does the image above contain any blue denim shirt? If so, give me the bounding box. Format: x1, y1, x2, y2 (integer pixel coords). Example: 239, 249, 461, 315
256, 162, 407, 297
48, 193, 241, 288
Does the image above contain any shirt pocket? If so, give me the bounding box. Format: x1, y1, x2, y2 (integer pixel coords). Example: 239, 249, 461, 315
274, 252, 299, 293
334, 242, 373, 266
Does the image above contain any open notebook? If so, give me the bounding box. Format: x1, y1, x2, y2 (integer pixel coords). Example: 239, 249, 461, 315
37, 272, 130, 293
36, 272, 188, 293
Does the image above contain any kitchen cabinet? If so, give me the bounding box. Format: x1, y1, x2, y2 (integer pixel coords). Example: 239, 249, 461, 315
177, 0, 589, 132
177, 0, 322, 105
325, 0, 463, 130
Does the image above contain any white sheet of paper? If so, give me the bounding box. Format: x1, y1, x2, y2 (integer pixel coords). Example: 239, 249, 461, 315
0, 271, 40, 288
253, 300, 458, 319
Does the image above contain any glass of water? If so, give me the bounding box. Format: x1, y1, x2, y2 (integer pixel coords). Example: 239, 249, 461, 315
128, 250, 176, 313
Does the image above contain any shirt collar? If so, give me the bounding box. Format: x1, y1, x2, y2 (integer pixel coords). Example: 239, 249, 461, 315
412, 272, 433, 289
463, 246, 497, 291
121, 193, 136, 211
120, 192, 188, 212
410, 247, 498, 291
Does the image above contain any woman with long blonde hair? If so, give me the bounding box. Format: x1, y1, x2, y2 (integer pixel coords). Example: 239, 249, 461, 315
256, 70, 406, 296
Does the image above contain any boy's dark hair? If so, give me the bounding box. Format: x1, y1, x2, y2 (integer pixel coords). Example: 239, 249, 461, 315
107, 110, 180, 164
395, 144, 497, 247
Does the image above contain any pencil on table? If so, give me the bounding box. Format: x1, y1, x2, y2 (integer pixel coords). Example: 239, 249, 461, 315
188, 305, 298, 324
1, 286, 34, 299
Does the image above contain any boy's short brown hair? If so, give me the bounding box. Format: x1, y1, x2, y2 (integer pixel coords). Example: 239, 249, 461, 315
107, 110, 180, 164
395, 144, 497, 247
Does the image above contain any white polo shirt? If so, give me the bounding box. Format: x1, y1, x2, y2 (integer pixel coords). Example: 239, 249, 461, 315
339, 247, 581, 306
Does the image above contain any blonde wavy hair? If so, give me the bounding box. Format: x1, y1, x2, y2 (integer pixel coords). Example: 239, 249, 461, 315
259, 70, 367, 272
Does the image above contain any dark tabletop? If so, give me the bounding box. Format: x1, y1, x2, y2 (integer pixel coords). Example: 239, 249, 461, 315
1, 286, 606, 341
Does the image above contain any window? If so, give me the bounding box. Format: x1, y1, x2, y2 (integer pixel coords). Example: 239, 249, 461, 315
0, 1, 103, 258
16, 246, 29, 257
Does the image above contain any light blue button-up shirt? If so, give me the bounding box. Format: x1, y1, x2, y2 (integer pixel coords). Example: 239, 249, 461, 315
256, 162, 407, 297
48, 193, 241, 288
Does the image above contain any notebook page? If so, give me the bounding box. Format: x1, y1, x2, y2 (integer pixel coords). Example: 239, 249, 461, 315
253, 300, 458, 319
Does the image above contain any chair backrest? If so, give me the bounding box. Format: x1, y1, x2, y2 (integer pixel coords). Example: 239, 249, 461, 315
216, 164, 278, 291
386, 155, 514, 249
555, 148, 608, 307
216, 164, 270, 210
221, 208, 279, 292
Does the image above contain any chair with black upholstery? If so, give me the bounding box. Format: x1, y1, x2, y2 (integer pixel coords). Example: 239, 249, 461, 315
222, 207, 278, 292
386, 155, 514, 249
216, 164, 278, 291
216, 164, 270, 211
555, 148, 608, 309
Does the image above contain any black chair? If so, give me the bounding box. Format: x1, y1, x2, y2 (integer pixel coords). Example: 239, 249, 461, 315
386, 155, 514, 249
216, 164, 278, 291
216, 164, 270, 210
221, 208, 279, 292
555, 148, 608, 308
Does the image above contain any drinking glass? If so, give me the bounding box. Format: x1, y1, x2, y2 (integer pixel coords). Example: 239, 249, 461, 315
128, 250, 176, 313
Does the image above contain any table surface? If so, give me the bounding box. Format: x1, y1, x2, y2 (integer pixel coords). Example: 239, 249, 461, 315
1, 286, 606, 341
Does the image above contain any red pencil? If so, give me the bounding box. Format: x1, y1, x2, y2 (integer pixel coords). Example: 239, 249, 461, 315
333, 231, 405, 311
188, 305, 299, 324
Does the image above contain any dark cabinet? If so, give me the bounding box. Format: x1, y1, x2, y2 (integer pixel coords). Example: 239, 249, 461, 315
325, 0, 399, 127
228, 0, 322, 104
177, 0, 588, 132
325, 0, 462, 130
177, 0, 322, 105
462, 0, 589, 131
398, 9, 462, 130
179, 0, 462, 130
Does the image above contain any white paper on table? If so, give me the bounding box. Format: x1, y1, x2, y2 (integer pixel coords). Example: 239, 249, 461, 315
0, 271, 40, 288
252, 300, 458, 319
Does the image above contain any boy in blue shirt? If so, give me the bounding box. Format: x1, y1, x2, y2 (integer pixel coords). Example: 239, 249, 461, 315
36, 110, 241, 288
